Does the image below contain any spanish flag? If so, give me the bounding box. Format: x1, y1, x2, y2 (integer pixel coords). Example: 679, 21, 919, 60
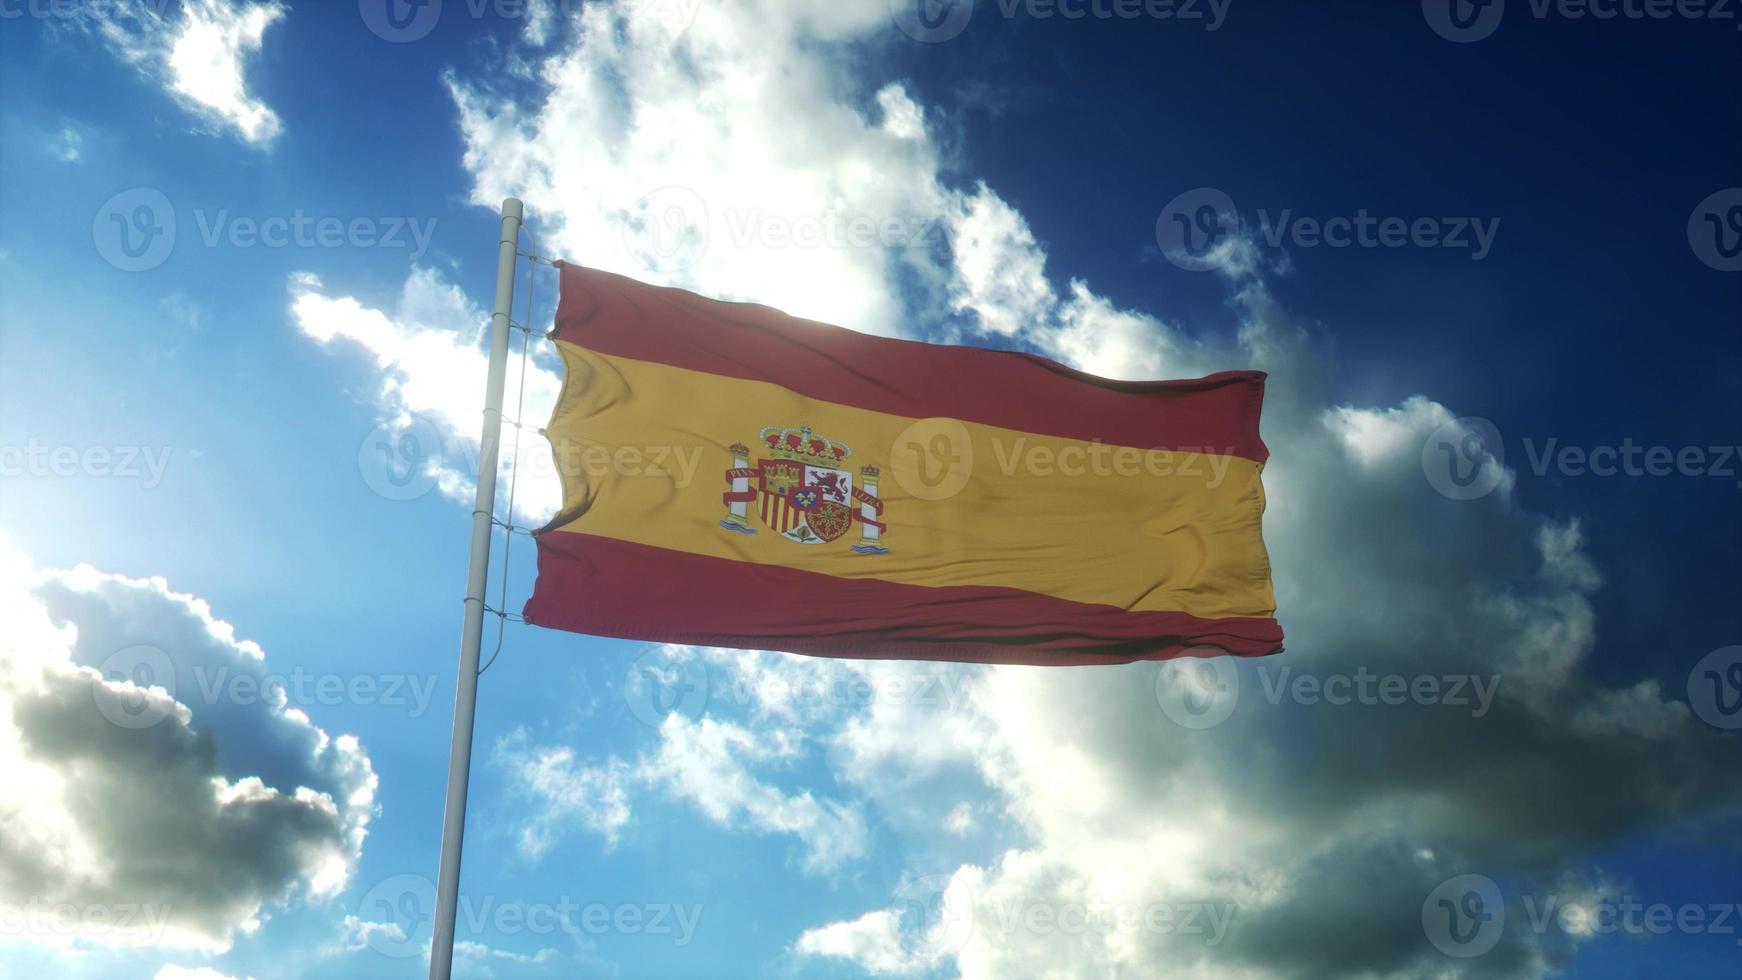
525, 265, 1283, 665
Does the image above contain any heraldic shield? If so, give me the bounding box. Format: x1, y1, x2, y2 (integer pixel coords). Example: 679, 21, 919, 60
718, 424, 889, 553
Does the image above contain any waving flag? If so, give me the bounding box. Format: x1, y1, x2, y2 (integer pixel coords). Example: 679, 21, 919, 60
525, 265, 1282, 665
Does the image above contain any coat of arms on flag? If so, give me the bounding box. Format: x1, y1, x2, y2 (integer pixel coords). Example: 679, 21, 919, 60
719, 425, 888, 554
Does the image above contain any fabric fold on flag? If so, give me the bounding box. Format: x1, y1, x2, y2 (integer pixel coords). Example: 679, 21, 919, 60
525, 263, 1283, 665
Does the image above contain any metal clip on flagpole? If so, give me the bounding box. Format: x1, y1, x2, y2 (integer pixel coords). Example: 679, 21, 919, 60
429, 197, 523, 980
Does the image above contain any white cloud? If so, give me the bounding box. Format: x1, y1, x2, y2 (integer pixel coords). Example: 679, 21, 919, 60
943, 803, 975, 835
81, 0, 285, 145
336, 914, 409, 955
496, 653, 869, 875
521, 0, 556, 47
445, 1, 948, 336
794, 908, 933, 976
454, 938, 612, 979
289, 267, 563, 522
455, 941, 558, 970
643, 712, 867, 874
52, 126, 83, 162
496, 729, 633, 856
944, 185, 1055, 339
0, 532, 377, 952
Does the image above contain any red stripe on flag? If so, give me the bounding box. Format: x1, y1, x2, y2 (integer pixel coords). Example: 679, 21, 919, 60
523, 531, 1284, 665
551, 265, 1269, 463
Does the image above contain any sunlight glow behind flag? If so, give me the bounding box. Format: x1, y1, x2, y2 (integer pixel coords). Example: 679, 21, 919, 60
524, 265, 1283, 664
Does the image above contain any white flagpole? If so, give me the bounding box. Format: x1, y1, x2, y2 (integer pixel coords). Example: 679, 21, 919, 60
428, 197, 524, 980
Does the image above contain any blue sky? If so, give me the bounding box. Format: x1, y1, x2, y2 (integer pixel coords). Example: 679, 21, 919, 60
0, 1, 1739, 978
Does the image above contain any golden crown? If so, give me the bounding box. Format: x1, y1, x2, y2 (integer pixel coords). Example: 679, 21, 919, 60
760, 425, 852, 465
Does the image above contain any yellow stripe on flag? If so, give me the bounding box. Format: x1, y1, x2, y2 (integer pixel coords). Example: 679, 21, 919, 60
542, 342, 1277, 621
